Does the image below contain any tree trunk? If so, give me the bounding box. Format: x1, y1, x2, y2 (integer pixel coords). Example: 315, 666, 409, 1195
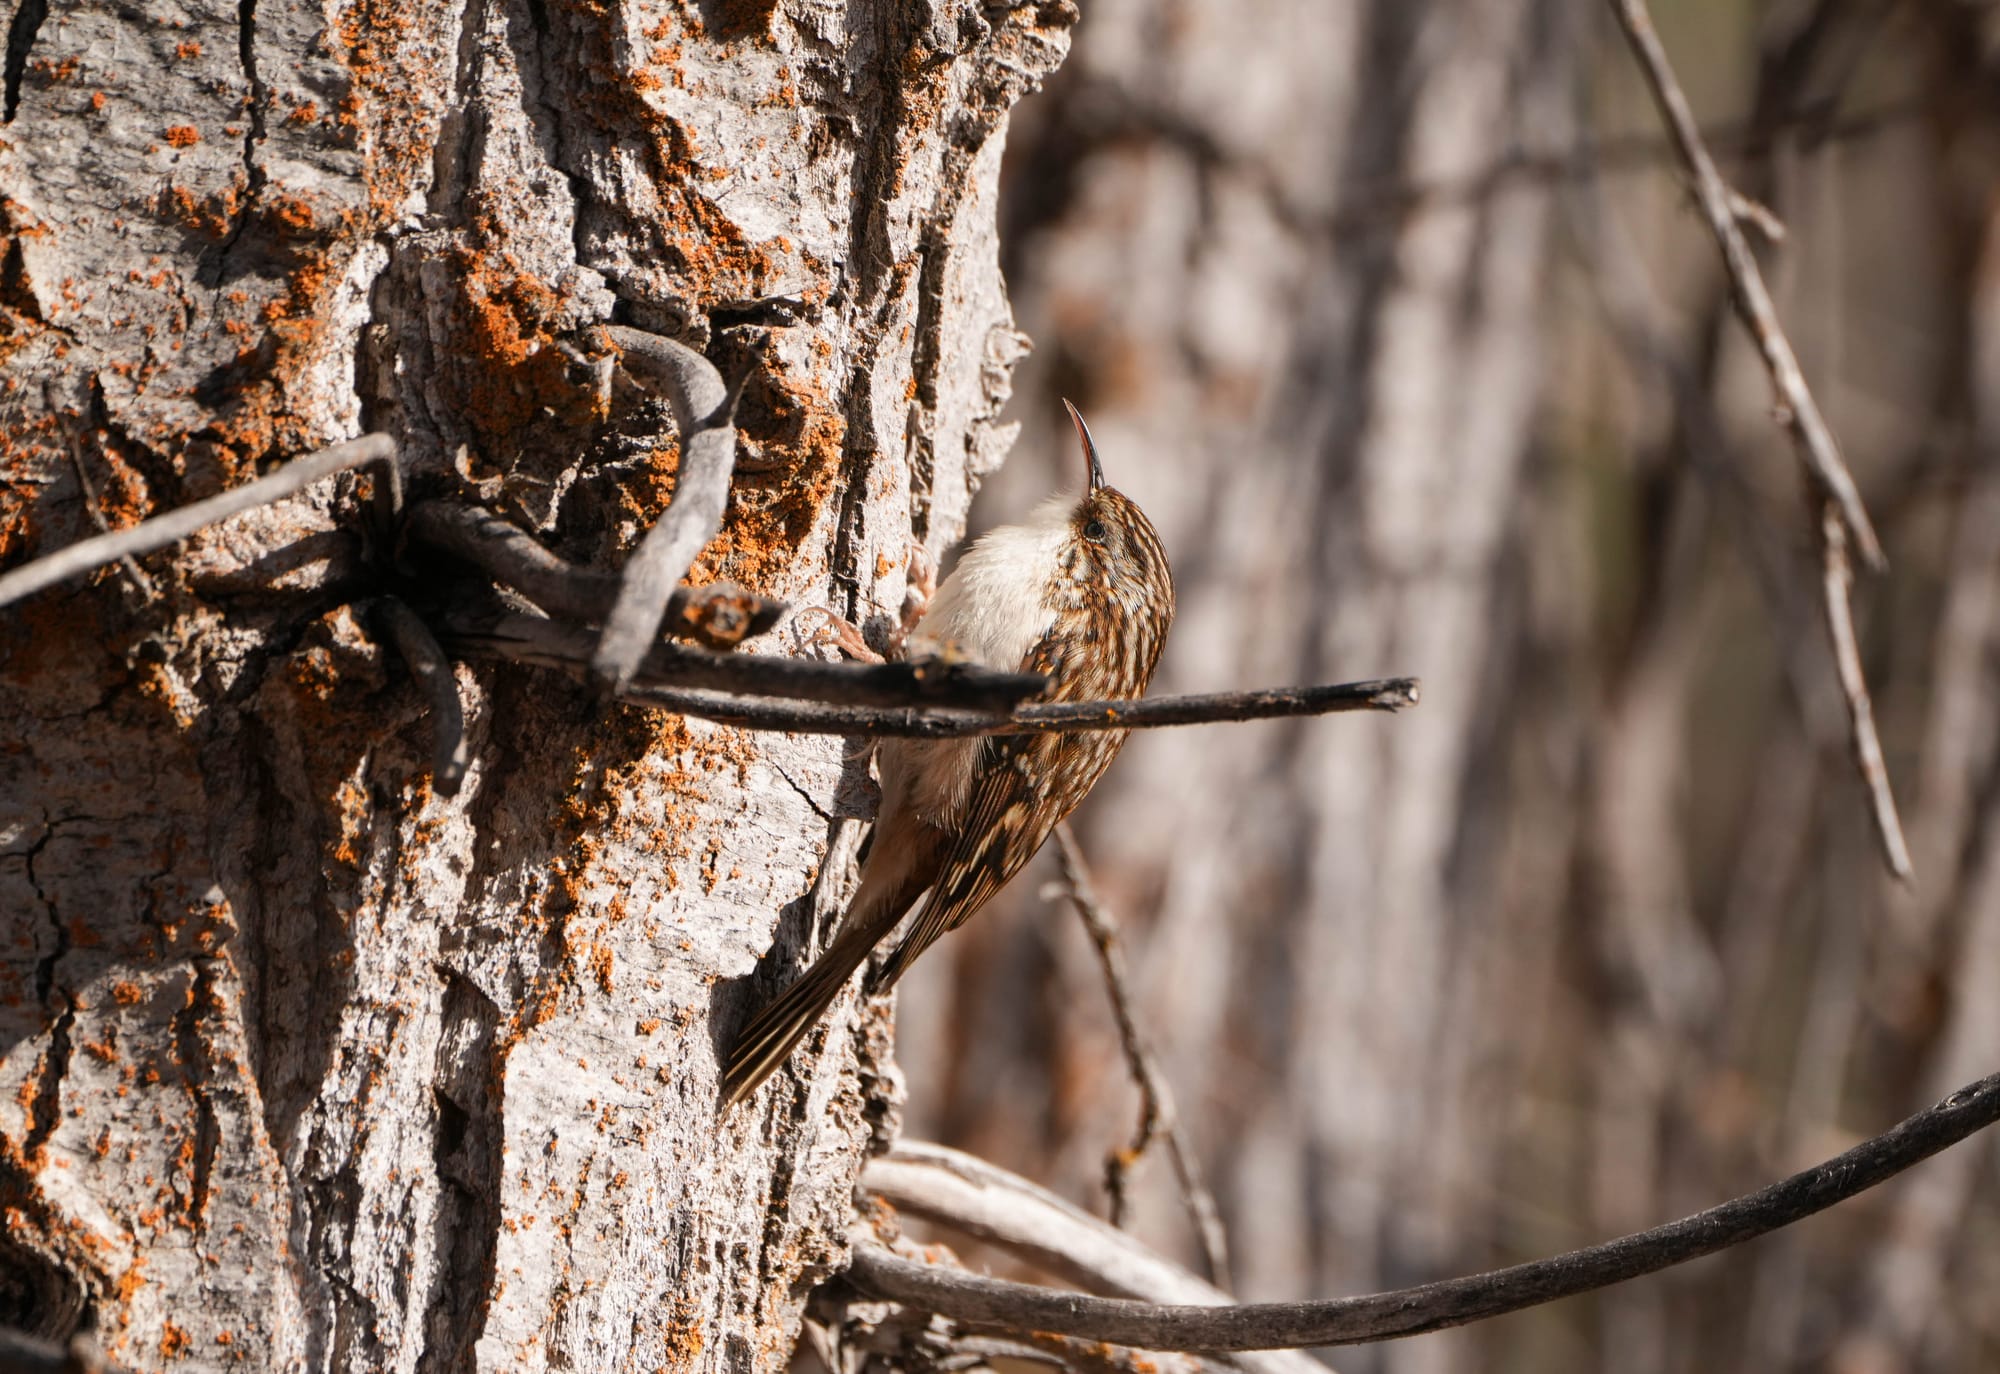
0, 1, 1068, 1369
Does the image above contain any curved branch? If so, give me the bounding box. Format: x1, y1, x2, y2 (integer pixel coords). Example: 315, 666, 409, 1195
847, 1073, 2000, 1352
0, 434, 397, 612
861, 1143, 1323, 1374
404, 501, 783, 647
590, 325, 739, 691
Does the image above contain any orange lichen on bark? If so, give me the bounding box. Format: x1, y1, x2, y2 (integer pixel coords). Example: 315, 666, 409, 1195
681, 340, 845, 594
164, 126, 200, 148
440, 245, 604, 451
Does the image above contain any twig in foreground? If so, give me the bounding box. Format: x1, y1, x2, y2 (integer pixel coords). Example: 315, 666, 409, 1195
847, 1072, 2000, 1351
590, 326, 740, 692
1052, 823, 1231, 1289
615, 678, 1420, 737
861, 1141, 1323, 1374
0, 435, 397, 612
1606, 0, 1912, 881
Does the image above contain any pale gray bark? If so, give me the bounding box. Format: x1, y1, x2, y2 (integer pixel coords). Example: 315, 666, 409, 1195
0, 1, 1068, 1370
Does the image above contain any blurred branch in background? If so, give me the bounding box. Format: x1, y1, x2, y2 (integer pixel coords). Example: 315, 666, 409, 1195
1607, 0, 1914, 879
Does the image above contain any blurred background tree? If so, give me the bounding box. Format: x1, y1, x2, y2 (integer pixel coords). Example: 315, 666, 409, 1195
893, 2, 2000, 1371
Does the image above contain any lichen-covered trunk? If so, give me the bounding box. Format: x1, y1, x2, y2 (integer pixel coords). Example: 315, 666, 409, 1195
0, 1, 1067, 1370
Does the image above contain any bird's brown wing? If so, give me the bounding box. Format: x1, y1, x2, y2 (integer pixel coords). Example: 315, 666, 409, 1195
870, 734, 1056, 991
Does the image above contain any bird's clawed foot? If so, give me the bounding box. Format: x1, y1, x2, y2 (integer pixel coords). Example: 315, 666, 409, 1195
801, 540, 938, 665
800, 607, 888, 664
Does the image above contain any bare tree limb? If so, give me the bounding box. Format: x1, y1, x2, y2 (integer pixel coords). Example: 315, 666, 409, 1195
1606, 0, 1913, 881
0, 435, 397, 611
860, 1142, 1322, 1374
1051, 823, 1231, 1289
375, 597, 470, 797
847, 1073, 2000, 1351
590, 325, 740, 691
404, 500, 783, 647
1606, 0, 1881, 567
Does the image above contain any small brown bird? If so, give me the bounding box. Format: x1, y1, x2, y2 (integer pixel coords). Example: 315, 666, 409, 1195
721, 402, 1175, 1105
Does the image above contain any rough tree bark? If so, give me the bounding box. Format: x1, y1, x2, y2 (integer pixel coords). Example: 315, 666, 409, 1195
0, 0, 1069, 1369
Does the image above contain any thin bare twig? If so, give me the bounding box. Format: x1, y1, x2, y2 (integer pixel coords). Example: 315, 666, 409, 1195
446, 612, 1050, 713
404, 500, 783, 647
610, 679, 1419, 737
0, 435, 397, 612
591, 325, 740, 691
375, 598, 470, 797
1606, 0, 1880, 566
1607, 0, 1913, 880
1051, 823, 1230, 1289
861, 1143, 1321, 1374
1819, 505, 1914, 876
846, 1072, 2000, 1351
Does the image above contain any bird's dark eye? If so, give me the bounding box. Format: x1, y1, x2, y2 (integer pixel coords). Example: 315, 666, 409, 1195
1083, 518, 1108, 543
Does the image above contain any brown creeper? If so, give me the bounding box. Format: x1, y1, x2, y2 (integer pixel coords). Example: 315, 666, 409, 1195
721, 402, 1175, 1105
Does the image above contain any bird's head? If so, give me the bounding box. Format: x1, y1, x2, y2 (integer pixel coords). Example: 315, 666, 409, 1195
1051, 401, 1175, 670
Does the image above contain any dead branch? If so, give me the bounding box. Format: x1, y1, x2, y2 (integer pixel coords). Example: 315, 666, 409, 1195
846, 1072, 2000, 1351
590, 325, 741, 691
860, 1142, 1322, 1374
0, 434, 397, 612
1051, 823, 1231, 1288
403, 500, 783, 648
445, 612, 1050, 713
1606, 0, 1912, 880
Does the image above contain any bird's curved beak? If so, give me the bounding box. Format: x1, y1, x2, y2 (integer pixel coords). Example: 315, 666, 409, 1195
1062, 399, 1106, 494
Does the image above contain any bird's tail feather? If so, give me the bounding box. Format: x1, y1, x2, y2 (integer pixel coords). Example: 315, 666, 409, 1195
719, 930, 875, 1106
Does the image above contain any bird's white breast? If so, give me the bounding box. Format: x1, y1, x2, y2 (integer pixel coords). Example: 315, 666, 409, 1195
882, 498, 1074, 829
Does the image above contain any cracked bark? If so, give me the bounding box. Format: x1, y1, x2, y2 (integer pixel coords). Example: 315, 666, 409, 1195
0, 1, 1067, 1370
